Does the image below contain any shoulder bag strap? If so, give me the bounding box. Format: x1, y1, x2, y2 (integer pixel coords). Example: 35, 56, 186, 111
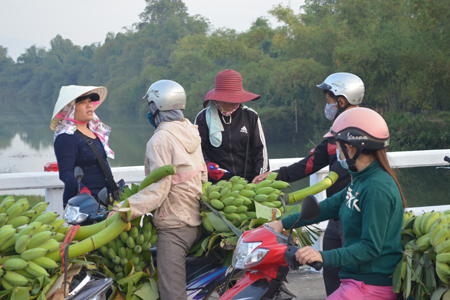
75, 130, 120, 193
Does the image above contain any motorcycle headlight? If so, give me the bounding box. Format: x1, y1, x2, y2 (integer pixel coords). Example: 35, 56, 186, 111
232, 236, 266, 269
64, 205, 89, 224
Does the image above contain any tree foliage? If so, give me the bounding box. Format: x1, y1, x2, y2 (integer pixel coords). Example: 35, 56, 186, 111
0, 0, 449, 150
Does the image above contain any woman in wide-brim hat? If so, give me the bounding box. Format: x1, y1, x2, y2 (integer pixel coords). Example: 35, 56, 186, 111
51, 85, 115, 208
194, 69, 270, 183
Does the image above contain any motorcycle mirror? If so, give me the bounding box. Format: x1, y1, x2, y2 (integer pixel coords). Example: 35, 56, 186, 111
288, 195, 321, 246
74, 167, 83, 194
74, 166, 83, 180
98, 188, 110, 207
299, 194, 321, 221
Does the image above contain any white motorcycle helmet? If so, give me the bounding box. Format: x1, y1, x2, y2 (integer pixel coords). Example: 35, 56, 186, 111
143, 80, 186, 111
316, 72, 364, 105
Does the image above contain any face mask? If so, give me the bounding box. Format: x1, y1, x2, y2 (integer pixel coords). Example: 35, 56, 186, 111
336, 148, 349, 170
147, 112, 157, 128
324, 103, 338, 121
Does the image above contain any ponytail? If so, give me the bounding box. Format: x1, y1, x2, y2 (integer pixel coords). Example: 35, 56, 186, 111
362, 149, 407, 209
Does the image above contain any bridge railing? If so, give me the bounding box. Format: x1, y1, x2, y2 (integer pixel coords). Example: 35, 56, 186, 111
0, 149, 449, 220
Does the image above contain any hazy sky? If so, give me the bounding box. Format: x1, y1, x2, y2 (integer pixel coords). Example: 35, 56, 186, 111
0, 0, 305, 61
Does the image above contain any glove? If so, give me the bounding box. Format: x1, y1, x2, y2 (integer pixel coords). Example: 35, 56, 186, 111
207, 163, 225, 181
80, 187, 91, 195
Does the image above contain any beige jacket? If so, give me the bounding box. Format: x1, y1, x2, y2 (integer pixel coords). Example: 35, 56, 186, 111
118, 119, 207, 228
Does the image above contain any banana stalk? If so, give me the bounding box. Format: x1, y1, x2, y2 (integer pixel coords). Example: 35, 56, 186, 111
138, 164, 177, 191
46, 208, 131, 261
287, 171, 339, 204
57, 199, 130, 240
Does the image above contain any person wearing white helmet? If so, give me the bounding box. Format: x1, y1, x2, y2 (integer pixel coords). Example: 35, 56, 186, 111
110, 80, 207, 300
253, 72, 364, 295
50, 85, 116, 208
268, 108, 406, 300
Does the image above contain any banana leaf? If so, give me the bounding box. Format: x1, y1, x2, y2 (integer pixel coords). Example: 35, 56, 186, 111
132, 279, 159, 300
255, 201, 281, 220
202, 200, 242, 236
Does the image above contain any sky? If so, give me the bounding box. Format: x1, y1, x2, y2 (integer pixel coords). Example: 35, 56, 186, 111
0, 0, 305, 61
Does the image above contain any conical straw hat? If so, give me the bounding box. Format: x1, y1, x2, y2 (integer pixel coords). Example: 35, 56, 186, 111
50, 85, 107, 130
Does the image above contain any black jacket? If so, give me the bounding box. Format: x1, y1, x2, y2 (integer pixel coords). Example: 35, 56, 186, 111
195, 106, 269, 182
277, 137, 350, 197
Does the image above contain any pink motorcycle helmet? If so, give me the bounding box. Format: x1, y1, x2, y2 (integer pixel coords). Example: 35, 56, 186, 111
324, 107, 390, 149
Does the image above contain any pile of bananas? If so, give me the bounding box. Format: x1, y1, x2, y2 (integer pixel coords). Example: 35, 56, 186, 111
92, 216, 157, 281
0, 196, 63, 291
0, 195, 131, 299
393, 210, 450, 299
202, 173, 289, 228
193, 174, 322, 260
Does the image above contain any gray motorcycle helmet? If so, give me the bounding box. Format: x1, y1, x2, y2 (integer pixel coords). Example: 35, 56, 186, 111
316, 72, 364, 105
143, 80, 186, 111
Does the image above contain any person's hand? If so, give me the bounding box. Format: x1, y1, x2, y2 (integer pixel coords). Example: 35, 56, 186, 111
80, 187, 91, 195
207, 163, 226, 181
266, 221, 283, 233
107, 210, 116, 218
252, 172, 271, 184
295, 246, 323, 265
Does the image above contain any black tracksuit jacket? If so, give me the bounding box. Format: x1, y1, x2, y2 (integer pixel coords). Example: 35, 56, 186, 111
276, 137, 351, 197
194, 106, 269, 183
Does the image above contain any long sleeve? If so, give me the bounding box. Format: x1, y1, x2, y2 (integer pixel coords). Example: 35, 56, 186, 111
250, 109, 270, 175
54, 134, 85, 196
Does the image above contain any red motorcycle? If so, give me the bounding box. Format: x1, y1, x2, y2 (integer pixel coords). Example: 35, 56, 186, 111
219, 195, 323, 300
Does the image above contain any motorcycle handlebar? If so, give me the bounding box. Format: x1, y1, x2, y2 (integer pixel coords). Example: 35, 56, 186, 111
284, 246, 323, 272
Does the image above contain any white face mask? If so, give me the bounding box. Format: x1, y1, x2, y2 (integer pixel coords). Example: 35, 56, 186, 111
336, 148, 349, 170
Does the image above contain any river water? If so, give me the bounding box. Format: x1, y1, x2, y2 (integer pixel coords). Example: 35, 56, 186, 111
0, 113, 449, 207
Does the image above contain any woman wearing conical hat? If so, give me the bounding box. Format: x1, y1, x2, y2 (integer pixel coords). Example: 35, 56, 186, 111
50, 85, 114, 208
194, 69, 270, 183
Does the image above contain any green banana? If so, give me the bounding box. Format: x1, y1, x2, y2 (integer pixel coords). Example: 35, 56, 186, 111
5, 203, 25, 219
2, 258, 29, 270
423, 211, 443, 234
15, 235, 32, 254
27, 231, 55, 249
0, 213, 9, 227
32, 257, 58, 269
25, 260, 49, 277
436, 239, 450, 254
415, 233, 431, 252
3, 271, 30, 286
33, 211, 59, 224
6, 216, 30, 228
21, 248, 49, 261
269, 180, 290, 189
30, 202, 49, 215
437, 253, 450, 263
431, 224, 450, 247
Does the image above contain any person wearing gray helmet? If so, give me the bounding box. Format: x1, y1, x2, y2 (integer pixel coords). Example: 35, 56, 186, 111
253, 72, 364, 296
109, 80, 207, 300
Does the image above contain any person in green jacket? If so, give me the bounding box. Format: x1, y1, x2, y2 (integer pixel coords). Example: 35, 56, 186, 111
269, 107, 407, 300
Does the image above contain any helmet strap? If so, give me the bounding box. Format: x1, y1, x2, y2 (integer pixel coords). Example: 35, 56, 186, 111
338, 140, 361, 171
333, 101, 352, 121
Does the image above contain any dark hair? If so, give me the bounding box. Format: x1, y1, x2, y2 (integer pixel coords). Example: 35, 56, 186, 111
76, 93, 100, 103
361, 148, 407, 209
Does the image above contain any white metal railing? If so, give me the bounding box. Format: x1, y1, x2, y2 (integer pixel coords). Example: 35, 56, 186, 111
0, 149, 449, 219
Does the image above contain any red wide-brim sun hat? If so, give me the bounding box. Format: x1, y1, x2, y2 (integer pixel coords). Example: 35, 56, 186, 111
203, 69, 260, 107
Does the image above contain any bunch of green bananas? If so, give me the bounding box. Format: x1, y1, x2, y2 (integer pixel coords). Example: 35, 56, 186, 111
393, 210, 450, 299
0, 195, 132, 298
202, 173, 290, 228
0, 196, 64, 290
93, 216, 157, 281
